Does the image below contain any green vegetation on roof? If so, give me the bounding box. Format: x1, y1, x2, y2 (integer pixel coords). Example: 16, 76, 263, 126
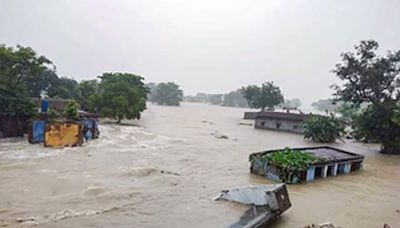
261, 147, 324, 171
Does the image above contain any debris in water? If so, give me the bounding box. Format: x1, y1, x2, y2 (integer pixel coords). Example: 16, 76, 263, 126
303, 223, 339, 228
202, 120, 214, 125
210, 131, 229, 139
237, 122, 253, 126
214, 184, 291, 227
160, 170, 180, 176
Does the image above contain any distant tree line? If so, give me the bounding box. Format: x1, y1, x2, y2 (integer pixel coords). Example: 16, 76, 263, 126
184, 84, 302, 111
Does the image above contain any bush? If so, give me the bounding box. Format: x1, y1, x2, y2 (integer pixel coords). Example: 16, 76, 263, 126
302, 115, 345, 143
63, 100, 80, 120
261, 148, 322, 171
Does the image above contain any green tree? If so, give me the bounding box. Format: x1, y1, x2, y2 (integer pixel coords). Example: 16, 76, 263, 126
23, 69, 58, 97
63, 100, 80, 120
89, 73, 148, 123
242, 81, 284, 111
332, 40, 400, 154
302, 115, 345, 143
152, 82, 183, 106
52, 77, 78, 99
75, 80, 99, 111
0, 44, 51, 116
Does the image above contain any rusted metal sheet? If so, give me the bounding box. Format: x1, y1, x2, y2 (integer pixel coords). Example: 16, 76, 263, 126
44, 122, 83, 148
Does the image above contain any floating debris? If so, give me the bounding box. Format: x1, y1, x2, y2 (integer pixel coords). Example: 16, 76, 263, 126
303, 222, 339, 228
210, 131, 229, 139
214, 184, 291, 227
237, 122, 253, 126
201, 120, 214, 125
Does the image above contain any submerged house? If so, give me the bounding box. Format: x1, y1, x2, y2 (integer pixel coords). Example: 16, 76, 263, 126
249, 146, 365, 184
254, 111, 312, 133
28, 98, 99, 148
28, 112, 99, 148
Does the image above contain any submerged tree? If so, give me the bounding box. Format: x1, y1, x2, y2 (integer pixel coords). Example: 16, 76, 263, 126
331, 40, 400, 154
242, 81, 284, 111
151, 82, 183, 106
89, 73, 148, 123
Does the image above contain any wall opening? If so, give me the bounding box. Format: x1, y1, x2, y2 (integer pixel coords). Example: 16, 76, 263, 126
327, 165, 335, 176
337, 164, 345, 174
314, 166, 324, 179
260, 121, 265, 127
351, 162, 362, 171
276, 123, 281, 129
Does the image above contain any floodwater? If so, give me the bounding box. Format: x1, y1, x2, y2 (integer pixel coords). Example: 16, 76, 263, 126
0, 103, 399, 228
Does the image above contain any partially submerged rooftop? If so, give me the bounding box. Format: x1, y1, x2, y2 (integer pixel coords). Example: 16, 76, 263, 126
255, 111, 311, 122
249, 146, 365, 184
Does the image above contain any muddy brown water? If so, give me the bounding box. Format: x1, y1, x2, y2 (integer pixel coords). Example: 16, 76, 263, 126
0, 103, 399, 228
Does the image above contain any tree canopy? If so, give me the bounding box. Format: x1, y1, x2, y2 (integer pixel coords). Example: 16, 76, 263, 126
148, 82, 183, 106
332, 40, 400, 154
0, 45, 52, 116
88, 73, 148, 123
242, 81, 284, 111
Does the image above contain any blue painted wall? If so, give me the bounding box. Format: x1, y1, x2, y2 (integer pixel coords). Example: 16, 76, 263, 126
344, 163, 351, 174
306, 166, 316, 182
32, 120, 46, 143
83, 120, 93, 141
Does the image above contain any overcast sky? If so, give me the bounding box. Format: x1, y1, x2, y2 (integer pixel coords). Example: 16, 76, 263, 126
1, 0, 400, 106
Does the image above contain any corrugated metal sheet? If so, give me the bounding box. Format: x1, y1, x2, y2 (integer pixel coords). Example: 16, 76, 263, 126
44, 122, 83, 148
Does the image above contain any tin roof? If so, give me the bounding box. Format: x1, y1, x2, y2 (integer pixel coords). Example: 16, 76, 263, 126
255, 111, 311, 122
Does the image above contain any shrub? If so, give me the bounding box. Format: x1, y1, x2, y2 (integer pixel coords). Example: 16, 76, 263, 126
302, 114, 345, 143
63, 100, 80, 120
261, 148, 322, 171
